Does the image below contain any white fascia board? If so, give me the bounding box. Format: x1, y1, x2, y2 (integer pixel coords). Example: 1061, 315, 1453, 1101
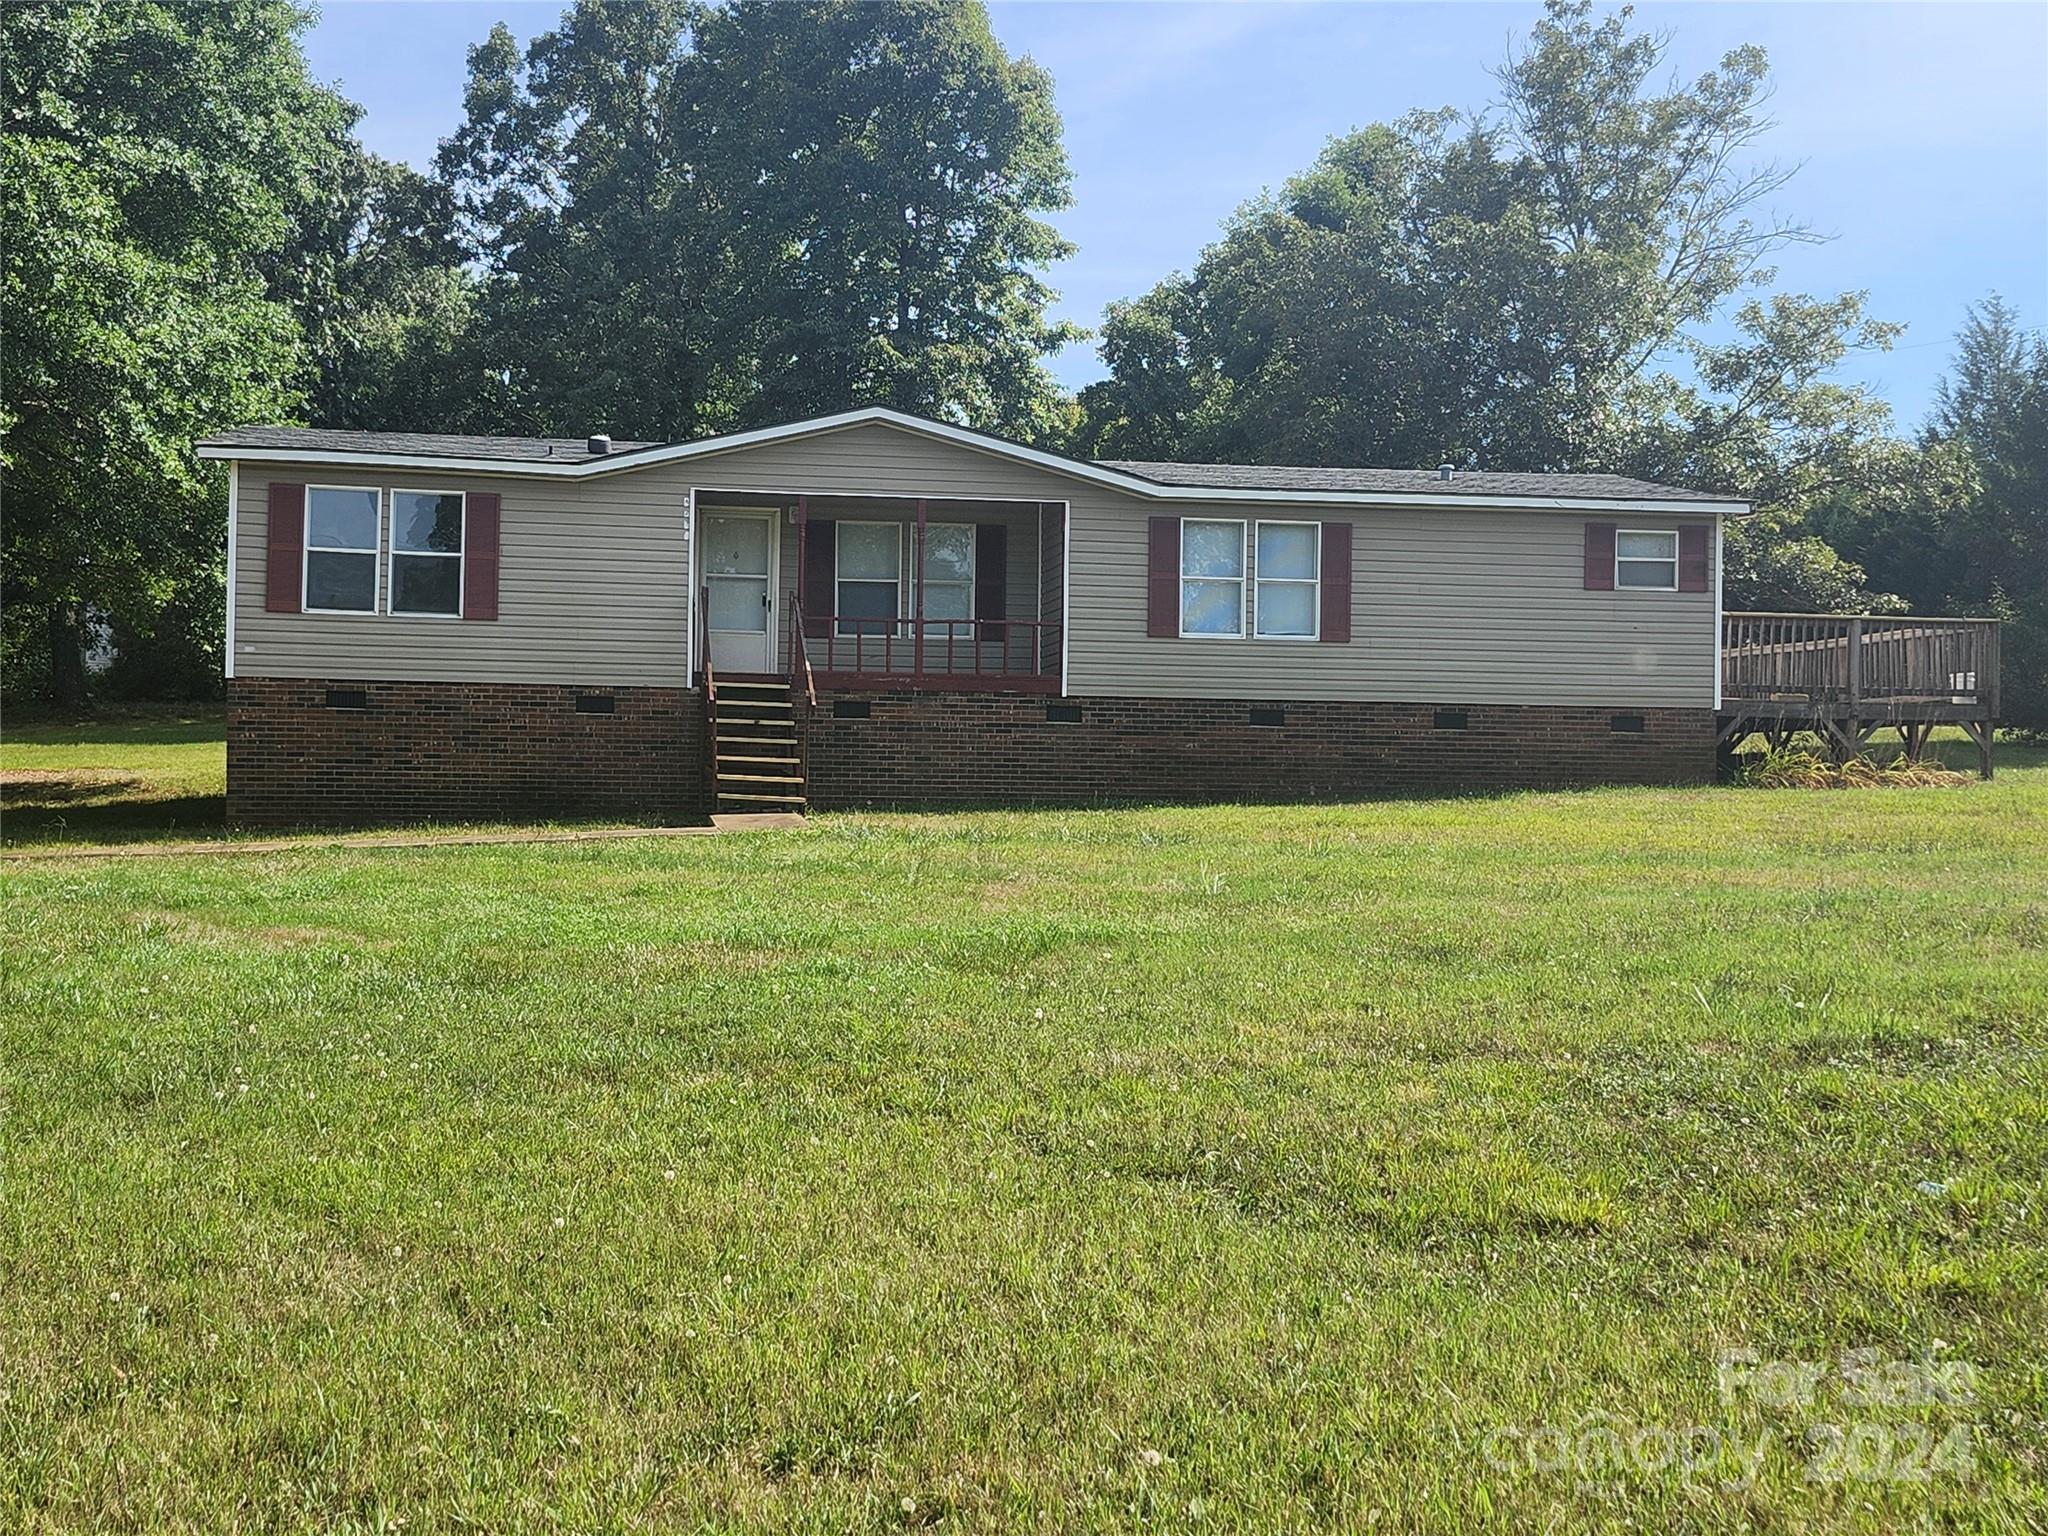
197, 408, 1751, 516
224, 460, 237, 680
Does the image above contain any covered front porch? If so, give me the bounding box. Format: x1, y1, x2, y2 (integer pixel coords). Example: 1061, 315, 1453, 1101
695, 490, 1064, 693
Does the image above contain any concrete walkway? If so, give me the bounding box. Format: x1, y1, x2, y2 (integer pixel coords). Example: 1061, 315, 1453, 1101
1, 813, 804, 862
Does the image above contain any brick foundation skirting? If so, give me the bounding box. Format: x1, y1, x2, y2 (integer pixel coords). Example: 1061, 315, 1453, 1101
801, 691, 1716, 808
227, 678, 705, 828
228, 678, 1713, 826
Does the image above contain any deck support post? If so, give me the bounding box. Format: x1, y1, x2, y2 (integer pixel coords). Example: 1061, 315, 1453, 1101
1960, 719, 1994, 780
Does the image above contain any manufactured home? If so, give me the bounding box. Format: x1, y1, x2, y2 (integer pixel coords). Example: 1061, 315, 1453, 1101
196, 408, 1998, 826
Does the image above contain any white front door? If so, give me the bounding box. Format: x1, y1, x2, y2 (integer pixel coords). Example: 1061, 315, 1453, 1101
702, 510, 778, 674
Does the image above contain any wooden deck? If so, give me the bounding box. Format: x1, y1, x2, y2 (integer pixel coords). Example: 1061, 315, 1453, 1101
1719, 612, 2000, 776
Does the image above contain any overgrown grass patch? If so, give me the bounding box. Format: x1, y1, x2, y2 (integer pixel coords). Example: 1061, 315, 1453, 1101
1, 737, 2044, 1529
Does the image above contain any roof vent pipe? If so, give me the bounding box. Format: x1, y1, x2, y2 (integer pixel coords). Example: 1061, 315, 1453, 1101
1438, 462, 1455, 481
587, 433, 612, 456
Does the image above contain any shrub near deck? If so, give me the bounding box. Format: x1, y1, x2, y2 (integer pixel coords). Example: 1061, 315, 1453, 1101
2, 772, 2045, 1530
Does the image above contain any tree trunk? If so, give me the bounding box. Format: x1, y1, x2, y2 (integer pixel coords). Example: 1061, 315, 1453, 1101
46, 599, 87, 711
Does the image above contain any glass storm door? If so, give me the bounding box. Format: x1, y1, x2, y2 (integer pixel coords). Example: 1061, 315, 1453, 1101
703, 511, 777, 674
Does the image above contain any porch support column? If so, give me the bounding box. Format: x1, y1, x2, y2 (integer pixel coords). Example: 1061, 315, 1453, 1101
794, 495, 810, 670
794, 495, 808, 621
914, 497, 928, 679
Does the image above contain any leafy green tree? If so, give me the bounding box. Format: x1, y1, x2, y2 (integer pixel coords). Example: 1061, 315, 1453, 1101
437, 1, 740, 442
1818, 297, 2048, 728
695, 0, 1077, 437
293, 155, 481, 432
1078, 1, 1836, 470
1613, 291, 1910, 613
439, 0, 1078, 443
1, 0, 358, 704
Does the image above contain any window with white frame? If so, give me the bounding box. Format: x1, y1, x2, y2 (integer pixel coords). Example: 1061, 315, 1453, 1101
1180, 519, 1246, 637
304, 485, 381, 613
836, 521, 902, 636
1615, 529, 1679, 590
389, 490, 465, 616
921, 523, 976, 628
1254, 521, 1319, 638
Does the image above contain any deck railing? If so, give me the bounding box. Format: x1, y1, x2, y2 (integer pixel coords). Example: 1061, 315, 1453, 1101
1721, 613, 2000, 713
798, 612, 1057, 691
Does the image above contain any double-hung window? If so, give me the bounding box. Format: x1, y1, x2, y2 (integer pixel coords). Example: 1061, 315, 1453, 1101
389, 490, 465, 616
1615, 529, 1679, 590
921, 523, 976, 630
837, 521, 902, 636
304, 486, 381, 613
1180, 519, 1247, 638
1254, 521, 1319, 638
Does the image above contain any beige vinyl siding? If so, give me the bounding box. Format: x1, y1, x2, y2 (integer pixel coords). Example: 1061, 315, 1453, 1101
233, 463, 689, 685
1066, 501, 1717, 707
230, 422, 1717, 705
670, 424, 1712, 705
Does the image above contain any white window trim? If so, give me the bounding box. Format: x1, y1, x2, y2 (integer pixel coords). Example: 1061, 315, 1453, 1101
302, 483, 383, 616
1178, 517, 1248, 640
920, 520, 977, 634
1615, 528, 1680, 592
1253, 519, 1321, 641
835, 518, 905, 639
387, 488, 467, 619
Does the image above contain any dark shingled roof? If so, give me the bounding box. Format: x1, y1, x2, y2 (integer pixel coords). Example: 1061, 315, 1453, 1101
198, 422, 1739, 503
1100, 459, 1738, 503
198, 426, 662, 465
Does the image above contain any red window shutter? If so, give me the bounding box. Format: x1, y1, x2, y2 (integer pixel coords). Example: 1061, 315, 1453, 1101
803, 519, 836, 638
1678, 523, 1710, 592
975, 523, 1007, 641
265, 482, 305, 612
1319, 520, 1352, 642
1583, 521, 1617, 590
464, 492, 501, 619
1147, 516, 1180, 637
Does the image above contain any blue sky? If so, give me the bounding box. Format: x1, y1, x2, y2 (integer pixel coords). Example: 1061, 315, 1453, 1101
305, 1, 2047, 432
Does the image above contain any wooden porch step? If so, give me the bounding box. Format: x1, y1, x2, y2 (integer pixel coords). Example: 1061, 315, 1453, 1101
711, 811, 806, 830
710, 674, 805, 811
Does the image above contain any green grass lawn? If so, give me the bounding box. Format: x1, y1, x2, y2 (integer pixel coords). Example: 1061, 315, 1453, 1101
2, 730, 2044, 1531
2, 707, 227, 846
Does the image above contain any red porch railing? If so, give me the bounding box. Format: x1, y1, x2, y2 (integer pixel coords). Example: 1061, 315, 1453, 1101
789, 604, 1058, 693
